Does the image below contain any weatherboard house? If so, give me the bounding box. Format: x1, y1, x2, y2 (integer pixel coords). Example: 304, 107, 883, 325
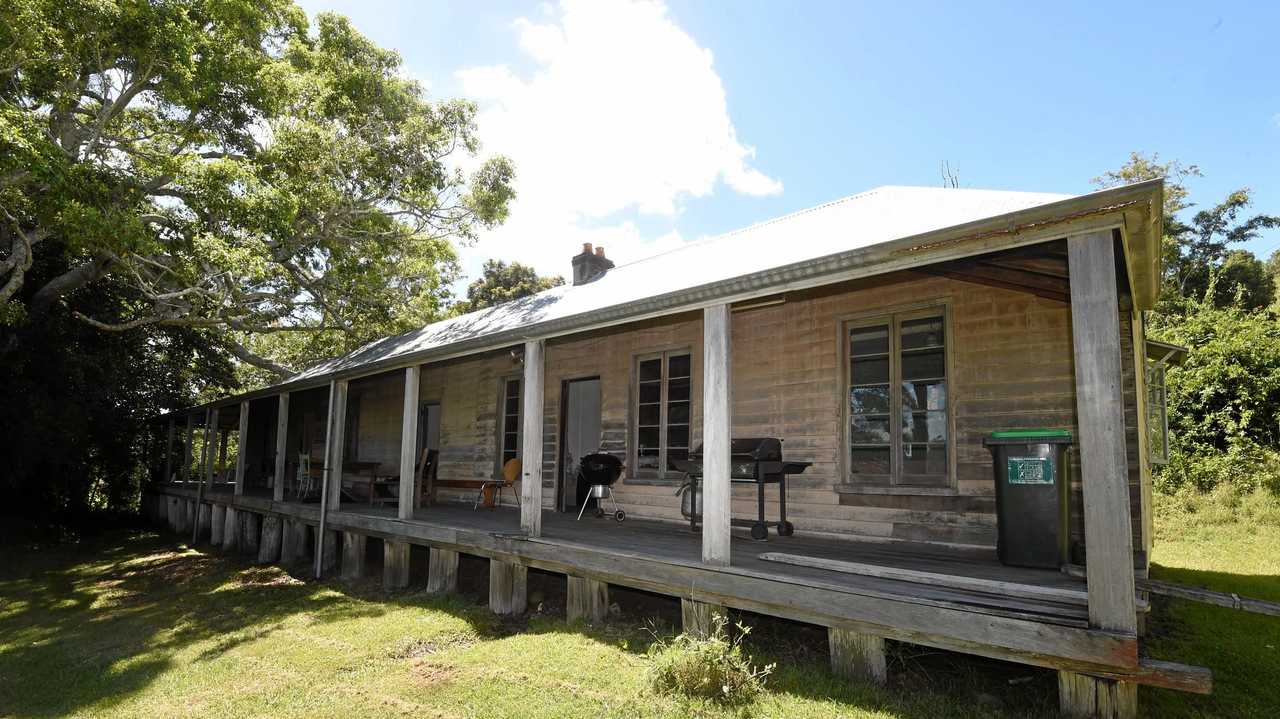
146, 180, 1208, 717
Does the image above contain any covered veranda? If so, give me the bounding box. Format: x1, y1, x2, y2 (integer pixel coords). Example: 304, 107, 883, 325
146, 180, 1213, 717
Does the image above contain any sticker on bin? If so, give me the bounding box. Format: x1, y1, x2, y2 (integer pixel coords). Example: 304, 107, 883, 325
1007, 457, 1054, 485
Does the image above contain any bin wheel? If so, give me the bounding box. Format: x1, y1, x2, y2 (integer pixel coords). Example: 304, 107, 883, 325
614, 510, 626, 522
777, 521, 795, 537
750, 522, 769, 540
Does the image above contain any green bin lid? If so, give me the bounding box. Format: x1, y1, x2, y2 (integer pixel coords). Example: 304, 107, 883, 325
987, 429, 1073, 444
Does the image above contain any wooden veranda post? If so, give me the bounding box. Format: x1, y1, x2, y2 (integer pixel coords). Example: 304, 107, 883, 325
163, 418, 175, 484
701, 303, 732, 566
1064, 230, 1138, 718
398, 365, 421, 520
521, 339, 545, 537
191, 408, 212, 544
315, 378, 347, 578
273, 393, 289, 501
182, 413, 195, 483
234, 400, 249, 495
206, 407, 220, 488
326, 380, 348, 512
1067, 230, 1138, 635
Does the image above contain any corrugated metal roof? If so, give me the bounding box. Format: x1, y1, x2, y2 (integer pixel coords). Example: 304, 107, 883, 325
289, 185, 1073, 383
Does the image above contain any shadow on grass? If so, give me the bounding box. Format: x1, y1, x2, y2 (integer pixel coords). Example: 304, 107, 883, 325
0, 528, 1063, 719
0, 531, 515, 717
5, 527, 1243, 719
1141, 563, 1280, 719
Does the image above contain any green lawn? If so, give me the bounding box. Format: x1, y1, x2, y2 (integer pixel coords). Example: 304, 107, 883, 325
1141, 490, 1280, 719
0, 503, 1276, 718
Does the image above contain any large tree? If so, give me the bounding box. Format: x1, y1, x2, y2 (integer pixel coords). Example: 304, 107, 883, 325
454, 259, 564, 313
1093, 153, 1278, 311
0, 0, 514, 379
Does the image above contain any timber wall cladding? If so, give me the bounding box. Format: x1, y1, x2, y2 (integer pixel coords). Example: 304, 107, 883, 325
347, 372, 405, 472
332, 350, 523, 504
544, 313, 705, 508
537, 273, 1142, 551
423, 351, 522, 499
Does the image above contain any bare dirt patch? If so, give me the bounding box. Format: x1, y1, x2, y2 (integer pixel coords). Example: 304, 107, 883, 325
410, 660, 459, 687
389, 631, 476, 659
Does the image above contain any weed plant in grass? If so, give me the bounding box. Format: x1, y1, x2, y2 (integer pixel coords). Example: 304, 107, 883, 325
646, 613, 774, 705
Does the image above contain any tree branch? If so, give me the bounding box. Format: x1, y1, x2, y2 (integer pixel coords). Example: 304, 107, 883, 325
28, 254, 114, 317
217, 330, 297, 379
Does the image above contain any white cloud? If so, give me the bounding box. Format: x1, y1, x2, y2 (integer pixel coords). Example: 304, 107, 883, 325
454, 0, 780, 282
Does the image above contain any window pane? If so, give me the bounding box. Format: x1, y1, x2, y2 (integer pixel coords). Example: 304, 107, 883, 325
902, 443, 947, 477
637, 424, 660, 452
902, 411, 947, 443
639, 358, 662, 381
504, 415, 519, 434
901, 350, 945, 381
1146, 363, 1169, 462
667, 424, 689, 450
639, 381, 661, 404
902, 380, 946, 412
850, 447, 891, 476
668, 353, 691, 379
638, 403, 660, 426
850, 386, 890, 415
850, 324, 889, 356
637, 451, 659, 470
851, 357, 889, 385
667, 377, 691, 402
668, 400, 690, 424
901, 317, 944, 350
850, 416, 891, 443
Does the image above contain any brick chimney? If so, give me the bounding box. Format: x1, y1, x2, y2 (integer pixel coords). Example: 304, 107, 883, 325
571, 242, 615, 286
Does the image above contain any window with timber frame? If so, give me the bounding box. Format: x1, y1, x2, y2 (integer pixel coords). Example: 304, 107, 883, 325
845, 307, 952, 489
634, 351, 692, 479
497, 377, 521, 475
1145, 362, 1170, 465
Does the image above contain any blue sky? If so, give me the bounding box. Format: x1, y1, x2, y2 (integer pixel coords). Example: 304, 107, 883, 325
298, 0, 1280, 284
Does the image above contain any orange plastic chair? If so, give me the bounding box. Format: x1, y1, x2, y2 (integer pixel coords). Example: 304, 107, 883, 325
475, 458, 523, 510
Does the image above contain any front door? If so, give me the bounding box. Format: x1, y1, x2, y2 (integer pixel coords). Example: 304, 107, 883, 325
558, 378, 602, 512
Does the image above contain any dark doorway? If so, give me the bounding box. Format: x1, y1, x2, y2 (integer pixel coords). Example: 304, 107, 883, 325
557, 377, 601, 512
417, 402, 441, 456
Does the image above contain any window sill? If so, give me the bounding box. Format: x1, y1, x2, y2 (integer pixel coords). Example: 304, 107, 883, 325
623, 475, 685, 486
837, 485, 959, 497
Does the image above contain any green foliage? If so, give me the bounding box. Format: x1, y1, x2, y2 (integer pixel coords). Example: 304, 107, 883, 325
0, 1, 516, 524
647, 614, 774, 706
1149, 300, 1280, 455
1154, 481, 1280, 529
1093, 153, 1279, 313
1146, 282, 1280, 498
0, 269, 236, 528
455, 259, 564, 314
1158, 440, 1280, 496
1098, 153, 1280, 498
0, 0, 514, 379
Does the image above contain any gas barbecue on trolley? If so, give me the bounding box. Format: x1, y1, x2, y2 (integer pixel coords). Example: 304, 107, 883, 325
673, 437, 811, 540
